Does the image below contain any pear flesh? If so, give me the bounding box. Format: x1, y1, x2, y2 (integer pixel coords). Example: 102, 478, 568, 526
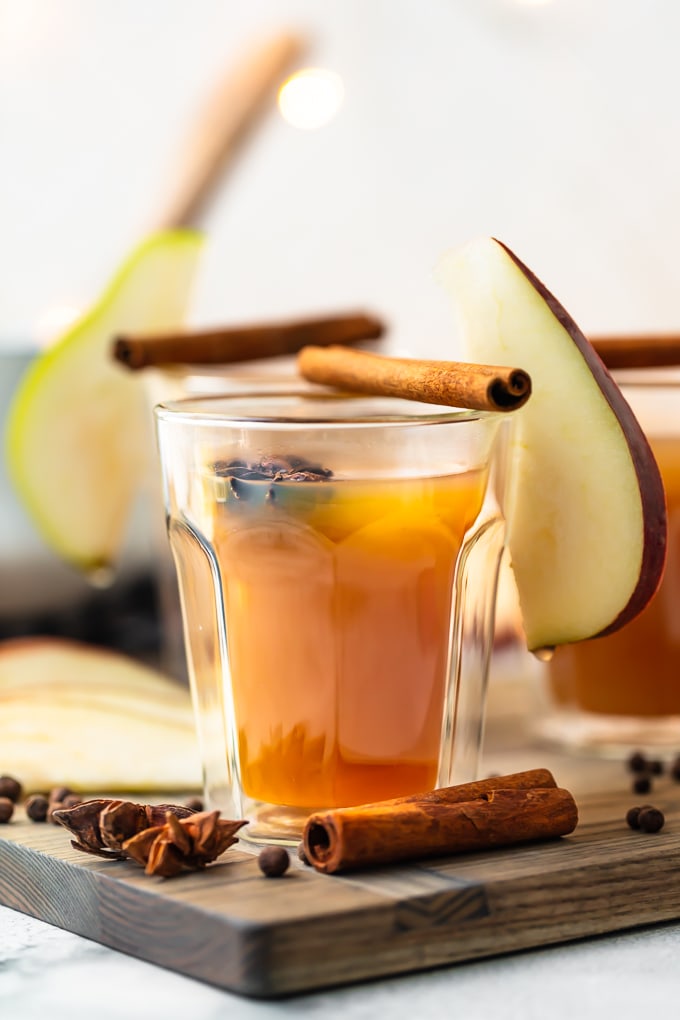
437, 238, 666, 651
4, 230, 203, 573
0, 638, 201, 792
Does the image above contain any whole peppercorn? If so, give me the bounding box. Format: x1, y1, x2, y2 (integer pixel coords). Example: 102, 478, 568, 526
638, 807, 665, 833
61, 794, 82, 809
627, 751, 648, 774
0, 797, 14, 823
258, 846, 290, 878
0, 775, 22, 803
49, 786, 72, 804
25, 794, 49, 822
626, 804, 654, 830
626, 806, 644, 830
670, 756, 680, 783
648, 759, 664, 776
632, 775, 652, 795
184, 797, 204, 813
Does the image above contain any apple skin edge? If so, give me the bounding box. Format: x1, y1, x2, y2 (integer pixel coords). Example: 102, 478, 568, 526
495, 238, 667, 640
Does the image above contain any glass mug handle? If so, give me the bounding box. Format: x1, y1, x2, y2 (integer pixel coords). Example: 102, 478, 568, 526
437, 512, 507, 787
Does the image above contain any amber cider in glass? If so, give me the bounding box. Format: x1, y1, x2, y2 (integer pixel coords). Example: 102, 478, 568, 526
548, 434, 680, 720
212, 469, 486, 809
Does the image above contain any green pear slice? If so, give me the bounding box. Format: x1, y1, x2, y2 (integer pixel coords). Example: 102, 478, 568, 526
437, 237, 666, 651
0, 637, 200, 791
4, 230, 203, 573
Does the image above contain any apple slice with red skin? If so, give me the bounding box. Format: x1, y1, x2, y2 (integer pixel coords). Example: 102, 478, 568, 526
437, 237, 666, 652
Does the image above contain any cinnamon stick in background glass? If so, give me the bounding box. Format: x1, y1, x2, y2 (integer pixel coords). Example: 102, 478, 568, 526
302, 770, 577, 874
113, 313, 384, 370
591, 335, 680, 369
297, 344, 531, 412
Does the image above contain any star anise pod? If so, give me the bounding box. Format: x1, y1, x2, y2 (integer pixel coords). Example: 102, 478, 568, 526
52, 798, 197, 860
123, 810, 247, 877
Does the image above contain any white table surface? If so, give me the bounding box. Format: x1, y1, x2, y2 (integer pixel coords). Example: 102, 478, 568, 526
3, 904, 680, 1020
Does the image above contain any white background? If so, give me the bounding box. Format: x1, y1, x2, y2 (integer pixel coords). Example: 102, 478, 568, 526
3, 0, 680, 354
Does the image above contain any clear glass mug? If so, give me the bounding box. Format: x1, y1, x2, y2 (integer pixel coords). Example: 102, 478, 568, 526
155, 392, 508, 843
539, 369, 680, 755
143, 363, 321, 681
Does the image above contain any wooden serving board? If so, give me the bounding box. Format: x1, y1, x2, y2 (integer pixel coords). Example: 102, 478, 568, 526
1, 785, 680, 999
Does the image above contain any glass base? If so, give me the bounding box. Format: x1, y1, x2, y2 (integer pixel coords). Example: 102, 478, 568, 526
535, 708, 680, 758
239, 802, 318, 847
206, 790, 323, 847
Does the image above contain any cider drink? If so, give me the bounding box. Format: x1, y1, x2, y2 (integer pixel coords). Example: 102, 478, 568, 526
156, 392, 506, 841
211, 462, 487, 808
543, 373, 680, 752
548, 436, 680, 716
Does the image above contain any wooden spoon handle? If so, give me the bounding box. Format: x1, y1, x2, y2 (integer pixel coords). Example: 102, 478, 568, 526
157, 31, 304, 230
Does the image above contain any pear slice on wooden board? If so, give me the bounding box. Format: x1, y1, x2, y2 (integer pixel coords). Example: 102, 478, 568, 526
0, 638, 201, 792
437, 238, 667, 652
4, 231, 204, 574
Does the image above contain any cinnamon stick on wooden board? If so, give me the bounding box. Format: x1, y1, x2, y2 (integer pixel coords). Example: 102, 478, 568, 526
591, 335, 680, 370
297, 345, 532, 413
356, 766, 557, 807
302, 770, 577, 874
113, 313, 384, 370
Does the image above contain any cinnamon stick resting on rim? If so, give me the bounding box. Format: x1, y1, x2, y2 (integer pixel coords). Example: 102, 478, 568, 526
302, 771, 577, 874
113, 312, 384, 370
297, 345, 532, 412
591, 334, 680, 370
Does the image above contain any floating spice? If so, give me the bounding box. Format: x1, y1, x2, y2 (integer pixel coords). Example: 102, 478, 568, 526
213, 455, 333, 510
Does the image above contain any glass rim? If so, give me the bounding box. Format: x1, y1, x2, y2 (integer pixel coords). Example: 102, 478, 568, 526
153, 390, 502, 429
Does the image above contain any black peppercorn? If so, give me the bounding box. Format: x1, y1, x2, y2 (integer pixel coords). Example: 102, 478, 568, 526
0, 775, 22, 803
0, 797, 14, 823
25, 794, 49, 822
632, 775, 652, 795
638, 807, 665, 833
626, 806, 644, 830
61, 794, 82, 809
49, 786, 72, 804
627, 751, 648, 774
184, 797, 204, 813
258, 846, 290, 877
670, 756, 680, 782
649, 759, 664, 776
